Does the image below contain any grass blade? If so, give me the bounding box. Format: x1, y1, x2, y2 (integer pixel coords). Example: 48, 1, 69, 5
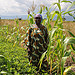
50, 28, 57, 39
61, 57, 68, 75
61, 1, 72, 3
50, 11, 59, 21
71, 44, 75, 51
64, 9, 75, 15
65, 37, 75, 44
62, 37, 75, 57
65, 1, 75, 12
68, 31, 75, 37
64, 49, 71, 57
63, 66, 74, 75
46, 7, 48, 11
0, 71, 7, 74
39, 51, 47, 69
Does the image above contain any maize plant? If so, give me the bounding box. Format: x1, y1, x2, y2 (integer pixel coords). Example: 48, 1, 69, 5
28, 0, 75, 75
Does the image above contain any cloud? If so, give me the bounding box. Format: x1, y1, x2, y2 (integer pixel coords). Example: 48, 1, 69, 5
0, 0, 27, 16
0, 0, 74, 16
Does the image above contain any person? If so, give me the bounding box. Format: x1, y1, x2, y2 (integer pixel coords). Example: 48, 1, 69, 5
24, 14, 49, 71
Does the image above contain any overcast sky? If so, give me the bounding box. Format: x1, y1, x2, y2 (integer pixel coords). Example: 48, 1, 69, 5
0, 0, 75, 16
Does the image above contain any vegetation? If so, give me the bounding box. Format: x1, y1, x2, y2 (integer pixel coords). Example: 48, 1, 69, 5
0, 0, 75, 75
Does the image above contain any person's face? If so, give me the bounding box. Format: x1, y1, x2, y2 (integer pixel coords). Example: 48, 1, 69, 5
35, 17, 41, 25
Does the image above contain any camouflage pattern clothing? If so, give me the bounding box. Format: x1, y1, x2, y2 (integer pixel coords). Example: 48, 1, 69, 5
24, 25, 49, 70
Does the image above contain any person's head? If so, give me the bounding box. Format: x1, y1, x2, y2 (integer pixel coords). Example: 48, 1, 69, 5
34, 14, 42, 25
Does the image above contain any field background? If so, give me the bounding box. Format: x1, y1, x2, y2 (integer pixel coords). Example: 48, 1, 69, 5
1, 19, 75, 35
0, 19, 75, 74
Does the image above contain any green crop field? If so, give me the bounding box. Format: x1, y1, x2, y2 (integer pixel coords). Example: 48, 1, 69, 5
0, 0, 75, 75
0, 20, 75, 75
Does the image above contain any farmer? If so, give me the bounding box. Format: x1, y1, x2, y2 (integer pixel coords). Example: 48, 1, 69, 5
24, 14, 49, 71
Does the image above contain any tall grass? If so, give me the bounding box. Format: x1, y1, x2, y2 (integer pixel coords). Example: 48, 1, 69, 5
28, 0, 75, 75
0, 0, 75, 75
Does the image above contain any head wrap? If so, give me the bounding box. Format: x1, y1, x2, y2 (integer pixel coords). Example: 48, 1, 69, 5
34, 14, 42, 22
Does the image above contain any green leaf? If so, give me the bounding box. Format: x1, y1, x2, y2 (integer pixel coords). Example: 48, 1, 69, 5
65, 1, 75, 12
50, 11, 59, 21
64, 49, 71, 57
64, 37, 75, 44
0, 55, 4, 58
49, 2, 61, 11
68, 31, 75, 37
68, 12, 75, 19
62, 37, 75, 56
71, 44, 75, 51
61, 1, 72, 3
50, 11, 55, 20
39, 51, 47, 69
49, 3, 56, 11
63, 66, 74, 75
52, 65, 58, 71
0, 71, 7, 74
16, 20, 19, 26
50, 28, 57, 40
58, 0, 60, 3
29, 14, 33, 17
55, 3, 61, 11
27, 14, 30, 19
61, 57, 68, 75
68, 12, 73, 17
71, 56, 75, 62
46, 7, 48, 11
39, 7, 42, 14
54, 15, 59, 26
30, 18, 33, 24
64, 9, 75, 15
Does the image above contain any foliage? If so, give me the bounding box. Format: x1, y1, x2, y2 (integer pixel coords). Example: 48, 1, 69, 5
36, 0, 75, 75
0, 26, 37, 75
0, 0, 75, 75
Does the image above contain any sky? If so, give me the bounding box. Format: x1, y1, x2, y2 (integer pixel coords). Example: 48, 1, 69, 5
0, 0, 75, 16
